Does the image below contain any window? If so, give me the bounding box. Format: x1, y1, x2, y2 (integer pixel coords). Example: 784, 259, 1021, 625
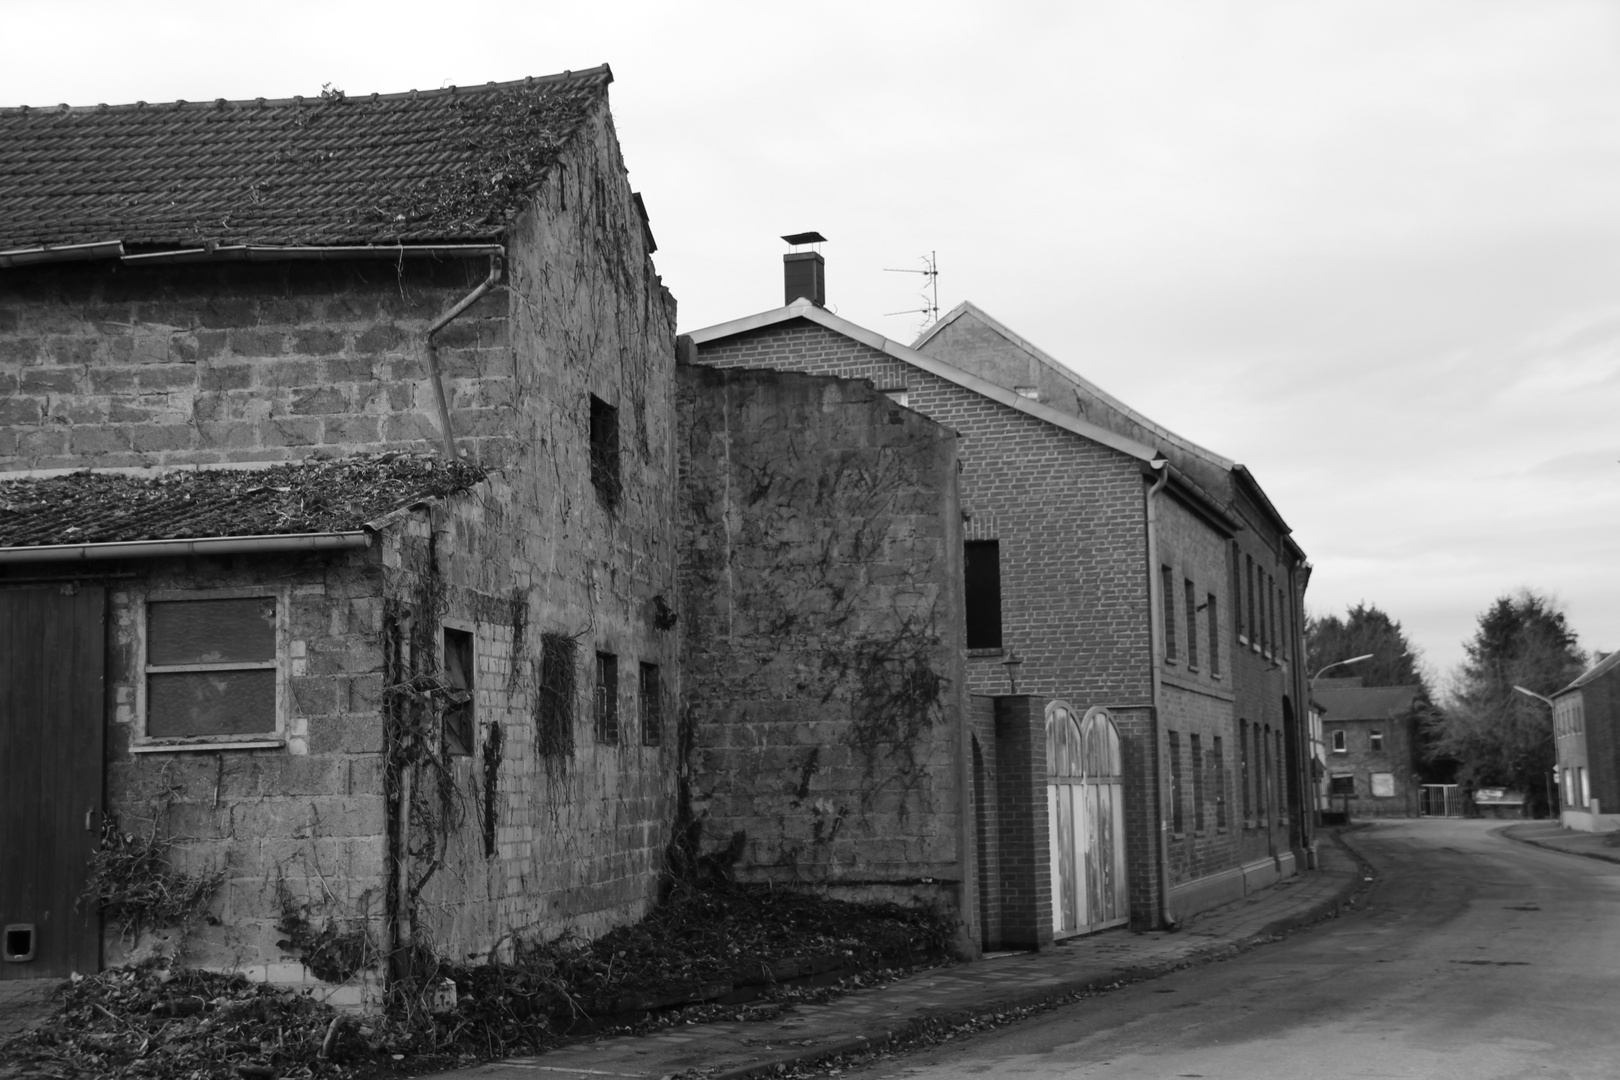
1184, 579, 1199, 670
442, 627, 474, 756
1191, 733, 1205, 831
140, 593, 283, 749
1267, 578, 1277, 657
1246, 555, 1256, 649
1213, 735, 1227, 828
1371, 772, 1395, 797
964, 541, 1003, 650
595, 651, 619, 744
1331, 729, 1347, 753
1240, 720, 1252, 821
881, 387, 910, 407
536, 633, 576, 759
589, 394, 621, 508
1580, 767, 1590, 807
1207, 593, 1220, 676
1329, 774, 1355, 796
1169, 731, 1184, 834
1277, 585, 1288, 659
639, 661, 662, 746
1369, 730, 1383, 752
1161, 565, 1177, 662
1233, 543, 1246, 643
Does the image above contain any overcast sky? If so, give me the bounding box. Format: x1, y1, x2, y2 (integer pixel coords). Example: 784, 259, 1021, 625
7, 1, 1618, 686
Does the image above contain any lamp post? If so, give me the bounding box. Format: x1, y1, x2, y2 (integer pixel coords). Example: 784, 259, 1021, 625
1514, 685, 1558, 820
1311, 654, 1373, 827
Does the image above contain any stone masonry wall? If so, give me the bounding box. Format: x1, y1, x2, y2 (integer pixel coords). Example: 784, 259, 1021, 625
693, 322, 1160, 926
0, 255, 514, 473
676, 363, 969, 917
100, 549, 390, 1007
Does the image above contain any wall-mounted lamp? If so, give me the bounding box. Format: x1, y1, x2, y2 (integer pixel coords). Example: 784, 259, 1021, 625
1001, 651, 1024, 695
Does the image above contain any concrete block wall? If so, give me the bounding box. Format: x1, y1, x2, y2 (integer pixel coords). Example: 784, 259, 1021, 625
0, 257, 515, 474
101, 549, 390, 1002
387, 102, 681, 960
676, 363, 968, 914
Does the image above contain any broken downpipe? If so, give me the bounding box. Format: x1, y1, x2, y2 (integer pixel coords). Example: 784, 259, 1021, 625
424, 253, 505, 459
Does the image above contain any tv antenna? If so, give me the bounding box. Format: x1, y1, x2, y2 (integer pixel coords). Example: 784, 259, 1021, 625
884, 251, 939, 330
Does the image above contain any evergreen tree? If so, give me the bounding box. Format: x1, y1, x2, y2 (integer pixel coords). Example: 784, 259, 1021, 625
1306, 602, 1430, 695
1427, 590, 1585, 816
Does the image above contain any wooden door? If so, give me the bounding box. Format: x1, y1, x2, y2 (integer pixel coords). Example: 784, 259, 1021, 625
1047, 702, 1128, 938
0, 584, 105, 979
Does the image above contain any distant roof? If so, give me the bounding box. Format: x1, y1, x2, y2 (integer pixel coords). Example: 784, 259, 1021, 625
0, 455, 487, 547
1315, 685, 1424, 720
1559, 650, 1620, 696
684, 298, 1160, 465
0, 68, 611, 251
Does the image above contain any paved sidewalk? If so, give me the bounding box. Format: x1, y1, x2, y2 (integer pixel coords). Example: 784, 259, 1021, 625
426, 832, 1369, 1080
1499, 820, 1620, 865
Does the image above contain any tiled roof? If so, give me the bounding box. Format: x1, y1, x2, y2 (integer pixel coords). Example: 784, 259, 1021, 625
0, 68, 610, 250
1561, 649, 1620, 694
0, 455, 487, 547
1315, 685, 1424, 721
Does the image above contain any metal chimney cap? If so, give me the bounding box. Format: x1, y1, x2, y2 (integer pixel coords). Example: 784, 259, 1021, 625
781, 231, 827, 246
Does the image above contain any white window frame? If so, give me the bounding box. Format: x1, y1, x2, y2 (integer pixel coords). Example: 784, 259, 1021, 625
133, 586, 290, 753
1331, 729, 1347, 753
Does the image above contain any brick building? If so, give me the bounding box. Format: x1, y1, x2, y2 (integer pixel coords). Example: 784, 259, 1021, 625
685, 260, 1311, 942
1552, 652, 1620, 832
1314, 682, 1423, 818
0, 69, 682, 1000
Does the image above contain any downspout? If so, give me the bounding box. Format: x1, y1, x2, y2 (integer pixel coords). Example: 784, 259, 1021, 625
1143, 456, 1176, 930
424, 254, 505, 460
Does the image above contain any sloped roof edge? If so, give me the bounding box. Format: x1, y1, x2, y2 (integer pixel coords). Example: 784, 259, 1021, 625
916, 301, 1236, 470
1, 67, 613, 116
685, 300, 1158, 464
1558, 649, 1620, 696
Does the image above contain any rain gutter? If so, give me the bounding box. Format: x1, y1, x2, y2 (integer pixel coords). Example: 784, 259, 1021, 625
0, 530, 372, 565
424, 253, 505, 460
1143, 455, 1177, 930
0, 240, 125, 268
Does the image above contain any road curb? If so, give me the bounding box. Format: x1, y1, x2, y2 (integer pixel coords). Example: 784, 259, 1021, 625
1493, 824, 1620, 867
703, 838, 1368, 1080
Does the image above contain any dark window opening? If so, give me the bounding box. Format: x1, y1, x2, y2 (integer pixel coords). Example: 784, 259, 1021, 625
1161, 565, 1177, 662
1184, 578, 1199, 670
1329, 774, 1355, 796
536, 633, 576, 759
964, 540, 1003, 650
1370, 730, 1383, 752
146, 596, 278, 739
590, 395, 621, 509
1240, 720, 1252, 821
639, 661, 662, 746
443, 627, 474, 756
1213, 735, 1227, 828
595, 651, 619, 745
1207, 593, 1220, 675
1192, 733, 1205, 831
1169, 730, 1184, 834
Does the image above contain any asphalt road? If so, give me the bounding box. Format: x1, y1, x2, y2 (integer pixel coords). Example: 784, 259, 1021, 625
842, 819, 1620, 1080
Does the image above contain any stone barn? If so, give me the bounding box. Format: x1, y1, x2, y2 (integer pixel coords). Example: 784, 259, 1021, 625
0, 67, 680, 1004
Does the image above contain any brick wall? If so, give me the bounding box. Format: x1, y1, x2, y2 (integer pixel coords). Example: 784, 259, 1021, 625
1321, 716, 1419, 817
676, 363, 969, 917
991, 695, 1051, 949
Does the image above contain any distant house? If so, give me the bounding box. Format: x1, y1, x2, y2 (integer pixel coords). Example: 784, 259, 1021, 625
684, 256, 1311, 946
1313, 683, 1423, 817
0, 69, 681, 1001
1552, 651, 1620, 832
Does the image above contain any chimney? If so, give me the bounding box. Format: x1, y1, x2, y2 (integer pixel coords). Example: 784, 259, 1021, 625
781, 231, 827, 307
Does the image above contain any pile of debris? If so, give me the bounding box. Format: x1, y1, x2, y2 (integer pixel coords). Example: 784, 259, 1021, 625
0, 883, 956, 1078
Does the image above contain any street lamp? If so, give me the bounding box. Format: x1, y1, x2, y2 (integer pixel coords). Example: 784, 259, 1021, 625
1311, 653, 1374, 688
1514, 686, 1558, 819
1310, 654, 1373, 828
